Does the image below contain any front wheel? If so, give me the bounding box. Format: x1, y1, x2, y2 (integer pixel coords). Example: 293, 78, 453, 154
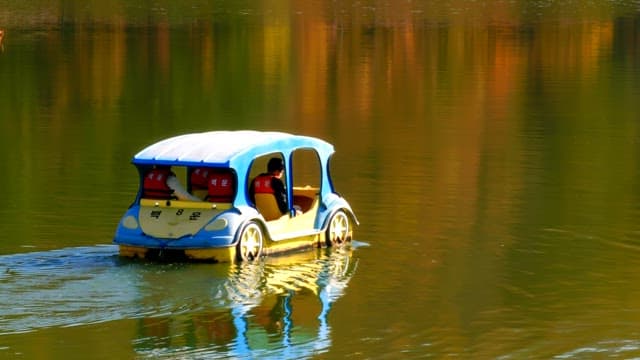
236, 222, 263, 262
326, 210, 351, 247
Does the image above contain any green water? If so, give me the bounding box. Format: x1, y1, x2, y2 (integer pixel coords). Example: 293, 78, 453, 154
1, 1, 640, 358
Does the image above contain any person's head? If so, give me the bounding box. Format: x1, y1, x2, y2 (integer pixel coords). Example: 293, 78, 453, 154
267, 157, 284, 177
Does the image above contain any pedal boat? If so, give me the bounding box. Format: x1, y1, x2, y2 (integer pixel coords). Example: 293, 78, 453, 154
113, 130, 357, 262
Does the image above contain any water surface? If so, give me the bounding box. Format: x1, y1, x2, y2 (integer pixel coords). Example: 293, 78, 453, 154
1, 1, 640, 358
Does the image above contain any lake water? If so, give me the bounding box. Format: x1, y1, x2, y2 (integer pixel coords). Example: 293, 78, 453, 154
2, 1, 640, 358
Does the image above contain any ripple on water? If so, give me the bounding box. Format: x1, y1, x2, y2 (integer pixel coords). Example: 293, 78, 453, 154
0, 243, 360, 347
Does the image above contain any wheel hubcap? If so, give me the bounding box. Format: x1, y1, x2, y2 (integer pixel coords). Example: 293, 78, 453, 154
329, 212, 349, 244
240, 225, 262, 260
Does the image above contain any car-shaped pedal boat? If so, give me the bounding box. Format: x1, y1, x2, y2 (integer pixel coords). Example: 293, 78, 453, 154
113, 130, 358, 262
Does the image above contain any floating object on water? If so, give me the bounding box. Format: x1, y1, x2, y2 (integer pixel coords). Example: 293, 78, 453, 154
113, 130, 358, 262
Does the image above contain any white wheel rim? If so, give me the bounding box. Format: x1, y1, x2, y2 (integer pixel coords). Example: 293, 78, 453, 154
329, 212, 349, 244
240, 224, 262, 260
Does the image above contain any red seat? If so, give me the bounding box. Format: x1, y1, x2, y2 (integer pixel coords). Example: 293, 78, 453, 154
207, 172, 235, 203
142, 168, 175, 199
190, 168, 210, 192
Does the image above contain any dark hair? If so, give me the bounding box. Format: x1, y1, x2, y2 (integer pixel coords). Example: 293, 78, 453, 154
267, 157, 284, 173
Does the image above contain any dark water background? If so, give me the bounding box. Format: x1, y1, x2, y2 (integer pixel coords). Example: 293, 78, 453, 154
2, 1, 640, 358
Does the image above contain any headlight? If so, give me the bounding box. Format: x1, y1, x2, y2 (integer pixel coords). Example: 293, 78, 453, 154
205, 218, 228, 231
122, 215, 139, 229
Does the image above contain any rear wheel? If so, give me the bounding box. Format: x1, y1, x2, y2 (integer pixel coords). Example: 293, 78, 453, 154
326, 210, 350, 247
236, 222, 263, 261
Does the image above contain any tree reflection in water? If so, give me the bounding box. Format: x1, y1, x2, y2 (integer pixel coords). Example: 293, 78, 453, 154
133, 247, 358, 359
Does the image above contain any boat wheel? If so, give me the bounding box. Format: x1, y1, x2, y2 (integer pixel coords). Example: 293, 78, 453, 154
236, 221, 263, 262
326, 210, 351, 247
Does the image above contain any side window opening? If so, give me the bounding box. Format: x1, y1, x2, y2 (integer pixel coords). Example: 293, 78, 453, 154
291, 149, 321, 213
291, 149, 321, 189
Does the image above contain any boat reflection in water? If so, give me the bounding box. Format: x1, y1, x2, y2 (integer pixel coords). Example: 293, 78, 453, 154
132, 246, 358, 358
0, 244, 358, 358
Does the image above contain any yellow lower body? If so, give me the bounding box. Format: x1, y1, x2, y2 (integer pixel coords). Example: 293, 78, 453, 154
119, 245, 236, 263
118, 231, 325, 263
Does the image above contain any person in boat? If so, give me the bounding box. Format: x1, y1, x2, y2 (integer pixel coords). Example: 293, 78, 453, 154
143, 165, 200, 201
250, 157, 300, 216
250, 158, 288, 215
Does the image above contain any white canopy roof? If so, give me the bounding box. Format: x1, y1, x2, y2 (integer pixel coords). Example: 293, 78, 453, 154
132, 130, 334, 168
